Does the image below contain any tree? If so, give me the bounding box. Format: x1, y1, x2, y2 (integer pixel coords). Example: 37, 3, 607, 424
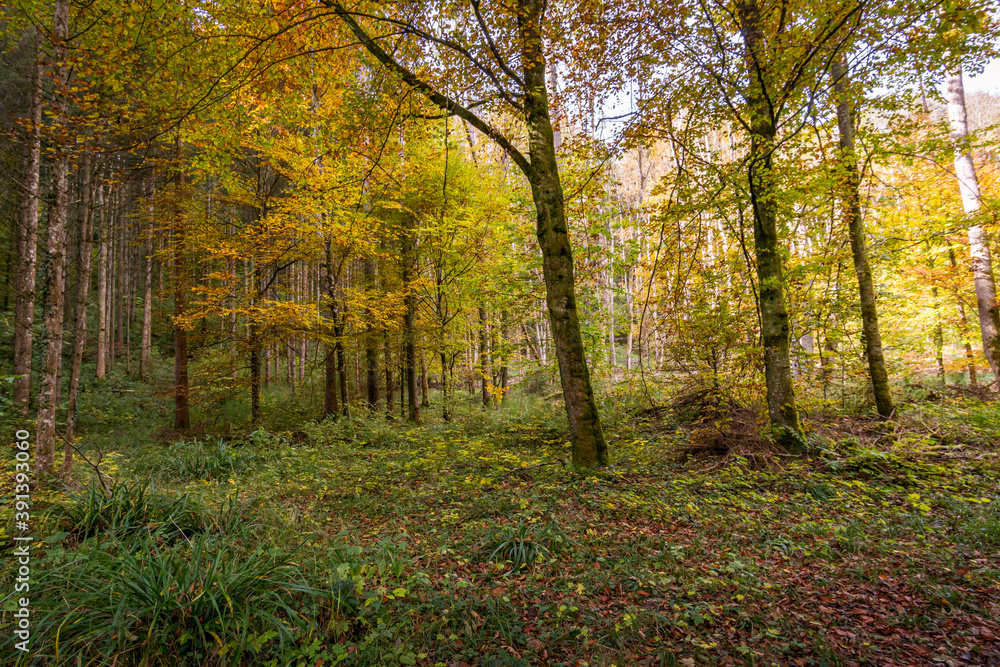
831, 60, 895, 416
12, 27, 42, 416
35, 0, 71, 478
325, 0, 608, 466
945, 67, 1000, 382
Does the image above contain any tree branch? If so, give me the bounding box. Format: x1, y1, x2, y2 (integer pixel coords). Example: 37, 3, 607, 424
322, 0, 532, 176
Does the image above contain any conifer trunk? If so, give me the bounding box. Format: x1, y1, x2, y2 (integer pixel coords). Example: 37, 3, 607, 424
140, 192, 153, 380
96, 185, 109, 379
173, 138, 190, 430
37, 0, 71, 478
13, 33, 42, 416
64, 155, 97, 469
832, 61, 894, 417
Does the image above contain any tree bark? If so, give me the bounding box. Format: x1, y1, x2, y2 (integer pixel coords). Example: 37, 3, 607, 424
403, 216, 420, 424
37, 0, 71, 478
95, 185, 109, 379
140, 180, 154, 380
250, 321, 262, 425
63, 154, 97, 474
735, 0, 802, 447
479, 305, 490, 407
946, 67, 1000, 383
13, 33, 43, 416
384, 333, 394, 420
832, 61, 894, 417
173, 138, 190, 430
364, 256, 379, 411
335, 315, 350, 417
519, 0, 607, 465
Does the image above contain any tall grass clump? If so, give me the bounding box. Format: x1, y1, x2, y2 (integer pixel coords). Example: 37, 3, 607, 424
17, 536, 332, 666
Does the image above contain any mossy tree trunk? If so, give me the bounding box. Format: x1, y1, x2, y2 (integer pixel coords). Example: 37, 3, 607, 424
832, 60, 895, 417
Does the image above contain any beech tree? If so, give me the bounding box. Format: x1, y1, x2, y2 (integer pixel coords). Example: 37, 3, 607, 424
323, 0, 608, 466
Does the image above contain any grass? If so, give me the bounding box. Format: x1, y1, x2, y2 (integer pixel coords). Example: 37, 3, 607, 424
1, 376, 999, 666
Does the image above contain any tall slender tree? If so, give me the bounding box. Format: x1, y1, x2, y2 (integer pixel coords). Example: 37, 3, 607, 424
832, 60, 895, 416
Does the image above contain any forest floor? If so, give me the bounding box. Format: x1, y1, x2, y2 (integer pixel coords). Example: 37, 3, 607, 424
2, 380, 1000, 667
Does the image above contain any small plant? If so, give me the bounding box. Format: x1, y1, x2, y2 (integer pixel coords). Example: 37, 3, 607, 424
480, 519, 570, 573
167, 438, 258, 481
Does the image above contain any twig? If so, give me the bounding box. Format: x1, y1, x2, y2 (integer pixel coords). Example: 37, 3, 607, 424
57, 431, 111, 496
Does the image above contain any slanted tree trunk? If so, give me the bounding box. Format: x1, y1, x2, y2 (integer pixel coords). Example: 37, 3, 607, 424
63, 155, 97, 474
946, 67, 1000, 383
13, 33, 42, 415
832, 60, 894, 417
736, 0, 802, 447
37, 0, 71, 478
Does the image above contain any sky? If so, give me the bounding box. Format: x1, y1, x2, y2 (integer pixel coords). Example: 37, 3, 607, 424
966, 58, 1000, 93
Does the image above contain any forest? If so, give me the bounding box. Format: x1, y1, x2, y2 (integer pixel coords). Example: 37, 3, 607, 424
1, 0, 999, 665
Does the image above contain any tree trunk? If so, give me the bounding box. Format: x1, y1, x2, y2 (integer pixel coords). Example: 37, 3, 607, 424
520, 0, 607, 465
420, 353, 430, 407
335, 316, 350, 418
832, 61, 895, 417
384, 333, 394, 420
736, 0, 802, 447
402, 216, 420, 424
949, 246, 978, 386
13, 33, 42, 415
63, 155, 97, 475
946, 67, 1000, 383
250, 321, 262, 425
36, 0, 71, 478
364, 257, 379, 411
173, 138, 190, 430
95, 185, 109, 379
479, 305, 490, 407
140, 183, 153, 380
333, 0, 606, 463
440, 351, 452, 421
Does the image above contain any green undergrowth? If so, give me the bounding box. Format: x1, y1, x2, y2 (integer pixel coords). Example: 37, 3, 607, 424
2, 397, 999, 666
